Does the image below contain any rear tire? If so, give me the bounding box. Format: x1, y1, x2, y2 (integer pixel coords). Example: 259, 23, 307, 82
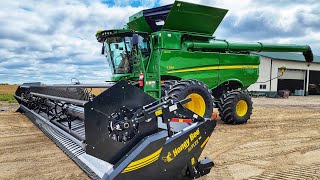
166, 80, 215, 119
217, 90, 253, 124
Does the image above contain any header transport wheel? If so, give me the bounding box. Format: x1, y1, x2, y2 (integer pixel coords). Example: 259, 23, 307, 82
217, 90, 253, 124
166, 80, 215, 119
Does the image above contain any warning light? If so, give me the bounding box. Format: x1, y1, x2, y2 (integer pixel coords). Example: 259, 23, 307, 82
211, 112, 218, 120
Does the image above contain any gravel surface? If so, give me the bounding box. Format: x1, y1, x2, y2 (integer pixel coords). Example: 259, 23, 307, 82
203, 96, 320, 179
0, 96, 320, 179
0, 105, 88, 179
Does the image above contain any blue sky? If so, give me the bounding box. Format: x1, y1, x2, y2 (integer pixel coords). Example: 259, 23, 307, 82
0, 0, 319, 84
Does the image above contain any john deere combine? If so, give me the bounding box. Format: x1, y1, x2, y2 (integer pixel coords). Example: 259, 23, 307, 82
97, 1, 313, 124
15, 1, 313, 179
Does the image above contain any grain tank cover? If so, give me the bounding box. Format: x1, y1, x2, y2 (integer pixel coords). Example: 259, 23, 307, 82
127, 1, 228, 35
162, 1, 228, 35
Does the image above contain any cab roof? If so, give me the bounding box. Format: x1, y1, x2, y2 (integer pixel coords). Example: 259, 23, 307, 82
96, 29, 148, 43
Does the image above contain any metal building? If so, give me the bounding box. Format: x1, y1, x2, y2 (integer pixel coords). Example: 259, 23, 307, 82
248, 52, 320, 96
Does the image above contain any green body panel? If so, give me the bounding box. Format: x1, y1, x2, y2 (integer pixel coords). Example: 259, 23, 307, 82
149, 49, 259, 90
111, 74, 131, 81
155, 31, 182, 50
158, 50, 220, 88
218, 54, 260, 88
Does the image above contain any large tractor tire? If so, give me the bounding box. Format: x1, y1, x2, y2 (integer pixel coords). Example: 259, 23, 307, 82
161, 80, 177, 97
216, 90, 253, 124
165, 80, 215, 119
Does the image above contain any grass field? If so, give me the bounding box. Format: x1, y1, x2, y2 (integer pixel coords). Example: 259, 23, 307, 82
0, 85, 106, 103
0, 85, 18, 103
0, 94, 16, 102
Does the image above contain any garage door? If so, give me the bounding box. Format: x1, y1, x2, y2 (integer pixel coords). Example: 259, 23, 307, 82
278, 69, 305, 80
277, 69, 305, 94
309, 71, 320, 95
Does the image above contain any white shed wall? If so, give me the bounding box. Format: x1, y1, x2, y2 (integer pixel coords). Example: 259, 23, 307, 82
247, 57, 271, 92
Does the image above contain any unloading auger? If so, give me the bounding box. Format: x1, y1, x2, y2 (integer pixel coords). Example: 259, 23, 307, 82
15, 80, 216, 179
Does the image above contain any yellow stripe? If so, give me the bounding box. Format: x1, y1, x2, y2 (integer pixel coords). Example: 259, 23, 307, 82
121, 148, 162, 173
220, 65, 259, 70
122, 155, 159, 173
126, 148, 162, 167
167, 65, 258, 74
122, 154, 159, 173
168, 66, 219, 73
201, 136, 210, 148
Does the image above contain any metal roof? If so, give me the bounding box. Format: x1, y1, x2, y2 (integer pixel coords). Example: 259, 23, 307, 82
254, 52, 320, 64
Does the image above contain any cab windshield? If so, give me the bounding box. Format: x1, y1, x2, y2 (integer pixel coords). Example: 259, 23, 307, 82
104, 34, 149, 74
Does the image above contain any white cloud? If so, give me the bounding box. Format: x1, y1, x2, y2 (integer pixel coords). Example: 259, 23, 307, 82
112, 0, 157, 7
0, 0, 319, 84
0, 0, 145, 84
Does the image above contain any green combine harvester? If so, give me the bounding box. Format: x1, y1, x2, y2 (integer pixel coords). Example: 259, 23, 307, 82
96, 1, 313, 124
15, 1, 313, 179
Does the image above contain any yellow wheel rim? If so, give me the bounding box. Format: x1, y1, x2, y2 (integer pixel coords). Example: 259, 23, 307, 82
184, 93, 206, 117
236, 100, 248, 117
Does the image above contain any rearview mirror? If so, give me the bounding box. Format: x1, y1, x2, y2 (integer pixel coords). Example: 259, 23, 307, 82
101, 43, 105, 55
132, 34, 139, 46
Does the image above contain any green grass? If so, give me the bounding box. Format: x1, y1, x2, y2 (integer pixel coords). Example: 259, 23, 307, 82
0, 94, 17, 103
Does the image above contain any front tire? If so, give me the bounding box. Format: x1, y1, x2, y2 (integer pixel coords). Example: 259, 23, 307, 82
161, 80, 177, 97
166, 80, 215, 119
217, 90, 253, 124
